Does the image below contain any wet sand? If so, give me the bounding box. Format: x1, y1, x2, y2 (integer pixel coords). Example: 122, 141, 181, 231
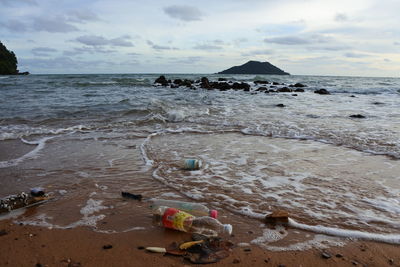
0, 213, 399, 267
1, 133, 400, 266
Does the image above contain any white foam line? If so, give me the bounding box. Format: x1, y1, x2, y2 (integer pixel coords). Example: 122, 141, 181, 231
139, 127, 240, 167
289, 218, 400, 245
0, 137, 54, 168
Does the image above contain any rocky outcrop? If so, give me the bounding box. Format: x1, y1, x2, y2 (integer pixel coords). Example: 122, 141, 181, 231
153, 75, 310, 95
349, 114, 366, 119
218, 61, 290, 75
0, 42, 29, 75
314, 89, 330, 95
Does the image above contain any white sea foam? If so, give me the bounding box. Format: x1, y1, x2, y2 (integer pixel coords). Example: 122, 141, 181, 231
255, 234, 345, 251
0, 136, 54, 168
0, 124, 93, 141
15, 199, 109, 230
289, 218, 400, 244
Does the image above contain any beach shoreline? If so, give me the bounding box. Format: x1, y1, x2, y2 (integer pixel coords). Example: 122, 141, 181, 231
1, 216, 399, 267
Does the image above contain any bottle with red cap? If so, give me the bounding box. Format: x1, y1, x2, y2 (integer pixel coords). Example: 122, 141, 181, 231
149, 199, 218, 219
152, 206, 232, 236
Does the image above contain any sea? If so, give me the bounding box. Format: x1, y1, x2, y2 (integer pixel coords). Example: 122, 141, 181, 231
0, 73, 399, 250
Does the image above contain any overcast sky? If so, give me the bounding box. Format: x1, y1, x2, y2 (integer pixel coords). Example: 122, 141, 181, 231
1, 0, 399, 76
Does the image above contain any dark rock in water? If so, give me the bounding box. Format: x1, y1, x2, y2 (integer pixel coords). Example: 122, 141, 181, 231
292, 83, 306, 87
17, 71, 30, 75
232, 82, 250, 91
321, 251, 332, 259
256, 86, 268, 92
294, 88, 305, 92
218, 78, 227, 81
335, 253, 343, 258
173, 79, 182, 85
243, 248, 251, 252
350, 95, 356, 97
154, 75, 168, 86
278, 87, 292, 93
373, 102, 384, 105
276, 104, 285, 107
103, 244, 113, 250
200, 77, 211, 89
181, 79, 193, 87
218, 60, 290, 75
254, 80, 269, 84
349, 114, 366, 119
269, 89, 277, 93
292, 94, 298, 96
170, 84, 179, 89
314, 88, 330, 95
272, 82, 281, 85
212, 82, 231, 91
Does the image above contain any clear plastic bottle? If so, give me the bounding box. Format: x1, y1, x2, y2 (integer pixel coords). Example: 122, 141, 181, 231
153, 206, 232, 237
149, 199, 218, 218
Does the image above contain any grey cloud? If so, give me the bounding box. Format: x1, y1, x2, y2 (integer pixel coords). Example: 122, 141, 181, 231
31, 47, 57, 56
163, 5, 203, 22
109, 36, 134, 47
213, 39, 225, 45
63, 46, 116, 56
75, 35, 134, 47
394, 41, 400, 45
170, 56, 203, 64
344, 52, 371, 58
264, 36, 310, 45
0, 20, 28, 32
67, 9, 100, 23
19, 56, 116, 72
242, 49, 273, 56
335, 13, 348, 22
384, 58, 391, 62
234, 38, 248, 45
265, 34, 331, 45
193, 44, 222, 50
147, 40, 179, 50
33, 17, 79, 33
1, 0, 36, 6
307, 45, 350, 51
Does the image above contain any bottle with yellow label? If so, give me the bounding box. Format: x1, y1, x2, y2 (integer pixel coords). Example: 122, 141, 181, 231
152, 206, 232, 237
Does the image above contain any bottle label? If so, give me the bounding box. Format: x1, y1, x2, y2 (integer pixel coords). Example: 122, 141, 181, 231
162, 207, 193, 231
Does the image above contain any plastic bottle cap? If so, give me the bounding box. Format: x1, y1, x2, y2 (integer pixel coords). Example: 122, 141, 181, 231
210, 210, 218, 219
224, 224, 233, 235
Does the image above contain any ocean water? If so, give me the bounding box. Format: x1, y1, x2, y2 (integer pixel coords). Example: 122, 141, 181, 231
0, 74, 399, 248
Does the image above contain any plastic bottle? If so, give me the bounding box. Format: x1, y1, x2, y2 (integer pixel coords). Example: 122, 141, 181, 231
149, 199, 218, 219
153, 206, 232, 237
183, 159, 202, 170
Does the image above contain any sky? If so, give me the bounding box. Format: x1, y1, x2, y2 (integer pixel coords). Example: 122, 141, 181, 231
1, 0, 400, 76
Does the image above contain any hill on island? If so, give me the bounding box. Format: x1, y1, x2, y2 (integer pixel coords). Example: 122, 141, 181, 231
218, 60, 290, 75
0, 41, 28, 75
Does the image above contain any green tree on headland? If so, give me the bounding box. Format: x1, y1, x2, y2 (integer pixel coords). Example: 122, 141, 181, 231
0, 41, 18, 75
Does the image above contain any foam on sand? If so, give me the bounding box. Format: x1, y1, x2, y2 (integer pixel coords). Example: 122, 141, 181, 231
0, 137, 54, 168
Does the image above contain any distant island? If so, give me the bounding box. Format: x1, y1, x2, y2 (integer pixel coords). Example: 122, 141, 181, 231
0, 41, 29, 75
218, 60, 290, 75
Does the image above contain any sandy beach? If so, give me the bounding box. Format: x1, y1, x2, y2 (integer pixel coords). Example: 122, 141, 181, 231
1, 210, 399, 267
1, 74, 400, 266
